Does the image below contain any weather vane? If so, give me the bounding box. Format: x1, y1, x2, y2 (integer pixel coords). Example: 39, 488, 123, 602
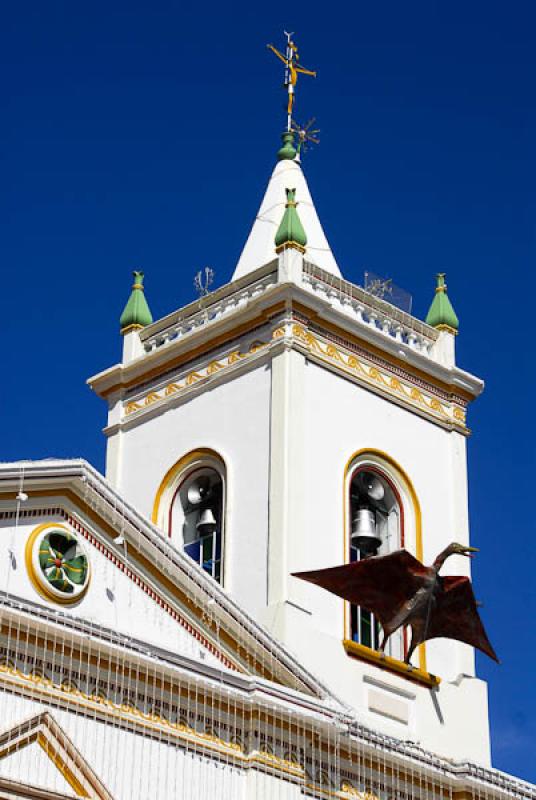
290, 117, 320, 155
267, 32, 316, 132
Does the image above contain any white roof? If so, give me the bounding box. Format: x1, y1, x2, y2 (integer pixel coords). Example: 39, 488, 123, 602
233, 157, 341, 280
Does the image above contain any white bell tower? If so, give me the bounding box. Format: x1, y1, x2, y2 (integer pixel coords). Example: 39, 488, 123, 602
89, 127, 491, 766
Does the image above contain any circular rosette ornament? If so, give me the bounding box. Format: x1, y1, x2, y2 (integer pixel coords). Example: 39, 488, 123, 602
26, 524, 90, 603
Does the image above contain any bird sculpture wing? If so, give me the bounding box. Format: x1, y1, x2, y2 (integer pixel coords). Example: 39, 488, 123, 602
426, 576, 499, 662
292, 550, 429, 628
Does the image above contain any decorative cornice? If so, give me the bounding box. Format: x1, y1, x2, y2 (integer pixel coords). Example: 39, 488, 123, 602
124, 329, 283, 417
120, 321, 468, 433
290, 324, 468, 432
0, 647, 531, 799
0, 712, 113, 799
89, 279, 483, 404
343, 640, 439, 688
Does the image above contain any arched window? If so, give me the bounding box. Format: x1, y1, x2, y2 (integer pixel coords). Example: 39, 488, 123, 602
152, 450, 226, 585
347, 458, 408, 660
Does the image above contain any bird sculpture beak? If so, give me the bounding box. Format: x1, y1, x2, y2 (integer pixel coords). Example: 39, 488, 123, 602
463, 546, 479, 557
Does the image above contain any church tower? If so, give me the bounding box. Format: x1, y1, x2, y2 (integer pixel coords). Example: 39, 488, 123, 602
89, 41, 490, 766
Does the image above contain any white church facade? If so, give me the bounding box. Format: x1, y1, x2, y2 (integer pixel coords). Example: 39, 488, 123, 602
0, 82, 533, 798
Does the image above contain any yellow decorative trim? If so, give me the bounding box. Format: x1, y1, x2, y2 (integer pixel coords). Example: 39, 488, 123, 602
120, 323, 144, 335
37, 733, 89, 797
122, 323, 467, 430
340, 785, 380, 799
453, 406, 466, 422
275, 242, 306, 254
343, 449, 427, 676
436, 323, 458, 336
343, 640, 440, 688
0, 660, 245, 763
25, 523, 91, 606
292, 324, 467, 431
0, 663, 304, 779
0, 660, 455, 795
124, 333, 281, 417
0, 712, 112, 799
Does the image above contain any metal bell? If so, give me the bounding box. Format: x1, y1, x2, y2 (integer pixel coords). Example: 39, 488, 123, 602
196, 508, 217, 535
351, 505, 381, 555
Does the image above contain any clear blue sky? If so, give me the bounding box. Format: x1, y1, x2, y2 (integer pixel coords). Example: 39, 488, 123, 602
2, 0, 535, 782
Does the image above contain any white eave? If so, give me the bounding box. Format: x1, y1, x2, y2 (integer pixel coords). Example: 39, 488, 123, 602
0, 458, 336, 701
87, 279, 484, 402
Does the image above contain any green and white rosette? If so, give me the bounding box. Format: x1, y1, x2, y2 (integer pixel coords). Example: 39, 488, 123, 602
27, 524, 90, 603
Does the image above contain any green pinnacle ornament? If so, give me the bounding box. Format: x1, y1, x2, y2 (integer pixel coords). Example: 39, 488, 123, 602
425, 273, 459, 332
120, 271, 153, 333
275, 188, 307, 252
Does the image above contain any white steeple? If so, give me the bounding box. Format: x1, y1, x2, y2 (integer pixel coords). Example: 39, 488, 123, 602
232, 154, 341, 280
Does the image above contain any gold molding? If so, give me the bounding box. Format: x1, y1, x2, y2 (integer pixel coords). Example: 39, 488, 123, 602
124, 330, 282, 417
435, 324, 458, 336
292, 325, 467, 432
342, 449, 428, 676
343, 640, 440, 688
275, 242, 306, 254
0, 711, 113, 799
120, 323, 144, 335
25, 522, 91, 606
0, 649, 475, 797
92, 289, 478, 406
122, 323, 468, 433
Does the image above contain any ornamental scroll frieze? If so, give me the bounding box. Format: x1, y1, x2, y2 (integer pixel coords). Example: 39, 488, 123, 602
122, 322, 467, 432
123, 329, 284, 417
291, 324, 468, 431
0, 645, 387, 797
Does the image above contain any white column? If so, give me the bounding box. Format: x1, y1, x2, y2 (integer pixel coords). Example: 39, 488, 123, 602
122, 329, 144, 363
431, 329, 456, 367
267, 348, 306, 619
104, 393, 123, 488
277, 247, 304, 285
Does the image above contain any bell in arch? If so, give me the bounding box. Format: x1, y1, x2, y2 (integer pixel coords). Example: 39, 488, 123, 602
196, 508, 217, 535
351, 503, 381, 556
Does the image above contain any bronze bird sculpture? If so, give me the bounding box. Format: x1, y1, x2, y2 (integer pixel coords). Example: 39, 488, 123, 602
292, 542, 498, 665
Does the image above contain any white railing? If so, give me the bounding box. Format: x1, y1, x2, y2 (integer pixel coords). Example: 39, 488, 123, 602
141, 262, 278, 354
302, 261, 438, 357
139, 258, 438, 360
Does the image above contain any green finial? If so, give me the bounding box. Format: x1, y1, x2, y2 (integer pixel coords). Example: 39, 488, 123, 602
120, 271, 153, 333
277, 131, 297, 161
425, 273, 459, 332
275, 188, 307, 252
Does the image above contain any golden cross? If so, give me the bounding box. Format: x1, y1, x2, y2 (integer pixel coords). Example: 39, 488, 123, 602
267, 32, 316, 131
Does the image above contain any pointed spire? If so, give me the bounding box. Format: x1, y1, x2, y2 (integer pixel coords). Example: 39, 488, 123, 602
275, 188, 307, 253
232, 153, 341, 280
120, 271, 153, 334
277, 131, 297, 161
425, 273, 459, 333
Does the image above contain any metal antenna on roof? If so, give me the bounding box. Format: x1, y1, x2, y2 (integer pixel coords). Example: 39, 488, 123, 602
194, 267, 214, 298
194, 267, 215, 323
